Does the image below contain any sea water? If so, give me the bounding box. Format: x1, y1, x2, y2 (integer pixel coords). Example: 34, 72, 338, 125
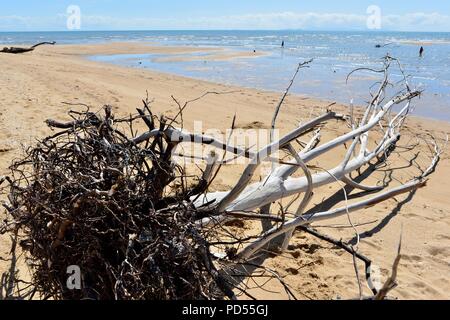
2, 30, 450, 121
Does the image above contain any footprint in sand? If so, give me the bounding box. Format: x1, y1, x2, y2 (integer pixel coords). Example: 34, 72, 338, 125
285, 267, 299, 275
402, 254, 423, 263
411, 280, 443, 296
238, 121, 268, 129
436, 234, 450, 241
288, 243, 321, 254
0, 147, 13, 154
403, 212, 436, 222
426, 246, 449, 258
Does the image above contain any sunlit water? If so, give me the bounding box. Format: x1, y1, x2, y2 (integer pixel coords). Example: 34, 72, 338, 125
2, 30, 450, 121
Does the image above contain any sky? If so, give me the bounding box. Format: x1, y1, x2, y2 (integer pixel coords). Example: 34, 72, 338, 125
1, 0, 450, 32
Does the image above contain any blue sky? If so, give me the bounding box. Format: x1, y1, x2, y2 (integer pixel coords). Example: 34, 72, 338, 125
1, 0, 450, 32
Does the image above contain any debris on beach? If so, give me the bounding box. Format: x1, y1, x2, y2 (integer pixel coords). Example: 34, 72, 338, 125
0, 56, 443, 300
0, 41, 56, 54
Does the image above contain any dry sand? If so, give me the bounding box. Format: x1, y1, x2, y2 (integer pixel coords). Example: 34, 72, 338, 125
0, 42, 449, 300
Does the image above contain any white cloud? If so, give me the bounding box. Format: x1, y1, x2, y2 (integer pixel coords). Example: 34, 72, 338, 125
1, 11, 449, 31
176, 12, 368, 30
382, 12, 450, 31
79, 11, 450, 31
0, 15, 65, 31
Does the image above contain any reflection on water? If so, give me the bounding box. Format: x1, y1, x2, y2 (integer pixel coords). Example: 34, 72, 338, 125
90, 41, 450, 121
2, 30, 447, 120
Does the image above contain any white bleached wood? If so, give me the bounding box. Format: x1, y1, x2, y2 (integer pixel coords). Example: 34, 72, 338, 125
216, 112, 341, 212
235, 178, 427, 260
192, 90, 417, 215
193, 133, 401, 213
341, 176, 383, 192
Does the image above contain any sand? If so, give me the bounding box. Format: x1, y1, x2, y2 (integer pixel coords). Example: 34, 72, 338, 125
396, 40, 450, 46
0, 42, 449, 300
152, 50, 266, 63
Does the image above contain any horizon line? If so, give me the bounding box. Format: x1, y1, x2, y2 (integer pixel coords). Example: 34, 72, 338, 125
1, 28, 450, 33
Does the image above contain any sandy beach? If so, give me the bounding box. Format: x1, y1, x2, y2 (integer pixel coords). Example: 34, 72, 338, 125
1, 42, 450, 300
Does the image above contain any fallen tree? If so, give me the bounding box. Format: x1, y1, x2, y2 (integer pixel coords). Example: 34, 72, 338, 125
0, 56, 443, 300
0, 41, 56, 54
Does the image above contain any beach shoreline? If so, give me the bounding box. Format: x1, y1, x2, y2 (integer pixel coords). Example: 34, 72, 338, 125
1, 42, 450, 300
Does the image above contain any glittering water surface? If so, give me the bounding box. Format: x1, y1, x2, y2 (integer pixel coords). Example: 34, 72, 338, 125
2, 30, 450, 121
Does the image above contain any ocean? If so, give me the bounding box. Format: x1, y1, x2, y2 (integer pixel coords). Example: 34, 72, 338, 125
2, 30, 450, 121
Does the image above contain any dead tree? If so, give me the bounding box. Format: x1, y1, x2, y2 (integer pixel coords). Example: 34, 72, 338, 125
0, 41, 56, 54
130, 56, 442, 297
0, 56, 443, 300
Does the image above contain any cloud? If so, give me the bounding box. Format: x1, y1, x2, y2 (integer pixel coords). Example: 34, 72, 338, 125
78, 11, 450, 31
382, 12, 450, 31
1, 11, 450, 31
176, 12, 369, 30
73, 12, 370, 30
0, 15, 65, 31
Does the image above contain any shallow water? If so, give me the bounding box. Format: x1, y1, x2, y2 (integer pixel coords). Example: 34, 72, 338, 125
2, 30, 450, 121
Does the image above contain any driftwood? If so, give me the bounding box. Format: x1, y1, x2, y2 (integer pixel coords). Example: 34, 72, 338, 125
0, 41, 56, 54
375, 42, 393, 48
0, 104, 238, 300
0, 56, 444, 300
